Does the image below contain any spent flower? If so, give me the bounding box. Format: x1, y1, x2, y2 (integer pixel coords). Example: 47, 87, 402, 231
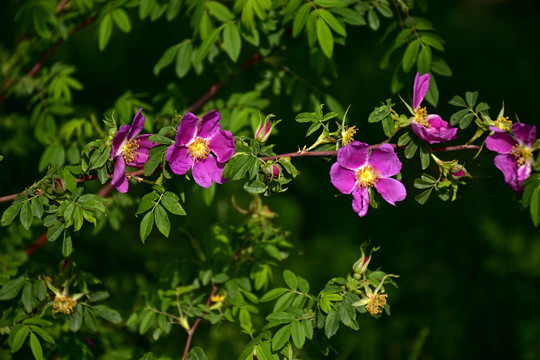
411, 72, 458, 144
485, 122, 536, 191
330, 141, 406, 217
166, 111, 235, 188
110, 108, 156, 193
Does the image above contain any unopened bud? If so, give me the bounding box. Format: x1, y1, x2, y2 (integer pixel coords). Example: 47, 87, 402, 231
450, 165, 466, 180
353, 252, 371, 277
255, 121, 271, 142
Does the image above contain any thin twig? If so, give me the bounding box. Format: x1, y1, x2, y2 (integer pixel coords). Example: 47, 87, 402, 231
181, 285, 219, 360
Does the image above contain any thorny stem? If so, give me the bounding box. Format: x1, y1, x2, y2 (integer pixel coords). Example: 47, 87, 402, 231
0, 143, 481, 204
181, 285, 219, 360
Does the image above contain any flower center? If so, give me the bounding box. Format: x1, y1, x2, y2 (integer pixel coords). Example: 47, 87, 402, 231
356, 164, 381, 188
188, 137, 211, 161
53, 295, 77, 314
494, 116, 512, 131
122, 138, 140, 163
342, 126, 357, 146
414, 107, 431, 129
510, 144, 532, 166
366, 293, 388, 316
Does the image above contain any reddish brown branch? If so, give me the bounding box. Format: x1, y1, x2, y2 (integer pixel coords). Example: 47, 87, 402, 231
186, 53, 262, 114
182, 285, 219, 360
0, 14, 98, 106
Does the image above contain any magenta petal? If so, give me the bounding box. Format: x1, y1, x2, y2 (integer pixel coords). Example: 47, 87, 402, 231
209, 130, 235, 163
337, 141, 369, 170
369, 144, 402, 177
198, 111, 221, 139
166, 145, 193, 175
330, 163, 357, 194
128, 108, 145, 139
493, 154, 517, 184
512, 123, 536, 148
111, 124, 130, 159
192, 155, 224, 188
175, 113, 199, 146
516, 163, 532, 190
111, 156, 129, 193
412, 115, 457, 144
413, 72, 430, 109
127, 134, 155, 169
374, 178, 406, 206
352, 188, 369, 217
486, 130, 517, 154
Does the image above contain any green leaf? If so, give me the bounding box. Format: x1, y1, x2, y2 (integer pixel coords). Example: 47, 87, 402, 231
223, 154, 258, 181
22, 282, 34, 313
98, 14, 113, 51
459, 113, 475, 129
10, 325, 29, 353
314, 0, 346, 7
317, 17, 334, 58
283, 270, 298, 290
161, 192, 186, 215
73, 205, 83, 231
154, 204, 170, 237
367, 8, 380, 30
530, 187, 540, 226
243, 180, 267, 194
62, 231, 73, 257
175, 41, 193, 78
140, 211, 154, 243
187, 347, 208, 360
448, 95, 467, 107
324, 308, 340, 338
20, 201, 33, 229
260, 288, 288, 302
295, 112, 319, 123
69, 304, 83, 332
330, 7, 365, 26
272, 325, 291, 351
223, 23, 242, 62
319, 9, 346, 36
194, 27, 221, 65
112, 8, 131, 33
303, 319, 314, 340
431, 56, 452, 77
417, 45, 432, 74
291, 321, 306, 349
465, 91, 478, 108
140, 352, 155, 360
137, 192, 159, 214
28, 325, 55, 344
139, 310, 155, 334
206, 1, 234, 22
30, 198, 43, 219
397, 131, 412, 146
153, 44, 179, 76
0, 276, 26, 301
368, 105, 391, 123
143, 148, 164, 176
404, 139, 419, 159
293, 3, 311, 37
266, 312, 295, 324
94, 305, 122, 324
62, 168, 77, 193
402, 39, 420, 72
29, 332, 43, 360
1, 201, 23, 226
382, 115, 395, 137
415, 188, 433, 205
449, 108, 470, 126
47, 222, 65, 242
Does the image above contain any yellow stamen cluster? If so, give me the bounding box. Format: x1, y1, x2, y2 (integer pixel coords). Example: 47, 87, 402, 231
188, 137, 211, 162
342, 126, 357, 146
356, 164, 381, 188
122, 138, 140, 163
414, 107, 431, 128
510, 144, 532, 166
52, 295, 77, 314
366, 293, 388, 316
494, 116, 512, 131
211, 294, 225, 303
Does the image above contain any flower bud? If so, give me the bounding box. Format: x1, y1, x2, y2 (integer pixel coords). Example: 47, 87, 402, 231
353, 250, 371, 277
450, 165, 466, 180
255, 121, 271, 142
